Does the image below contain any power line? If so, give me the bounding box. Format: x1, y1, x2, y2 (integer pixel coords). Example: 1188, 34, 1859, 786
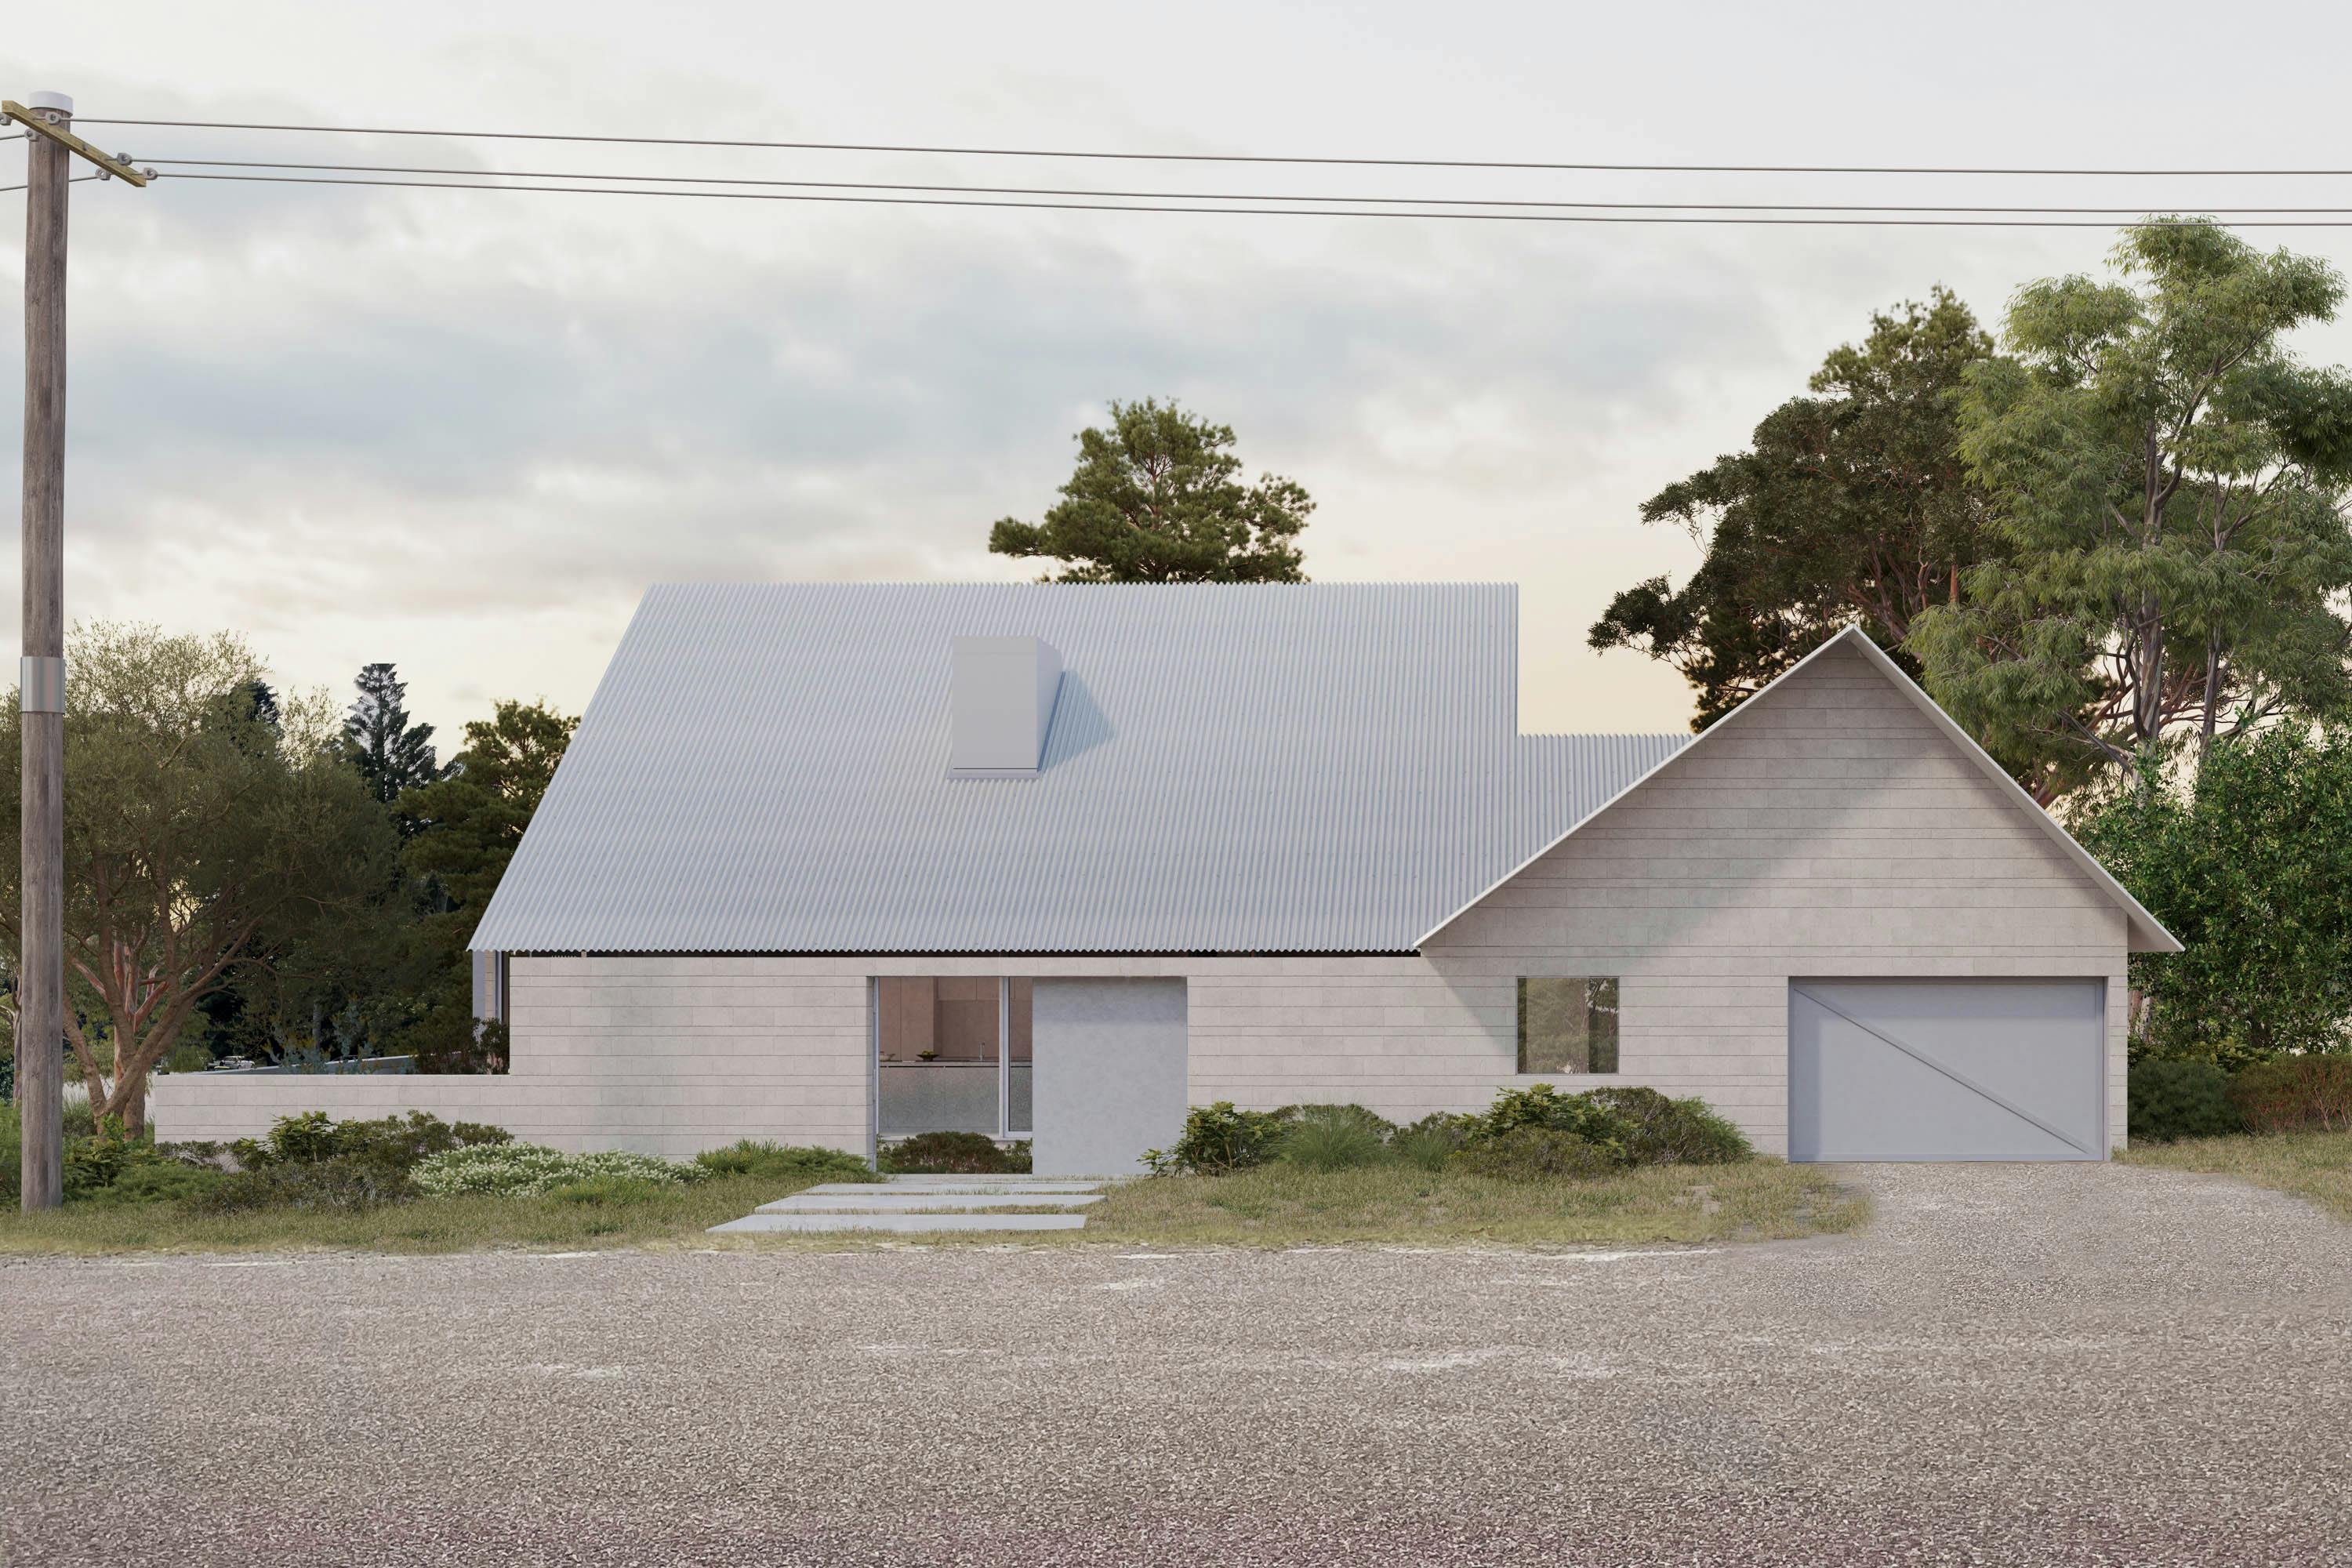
132, 159, 2352, 215
72, 117, 2352, 176
0, 173, 106, 194
153, 171, 2352, 226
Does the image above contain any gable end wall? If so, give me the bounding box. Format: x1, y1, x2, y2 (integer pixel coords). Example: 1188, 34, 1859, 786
1412, 641, 2130, 1152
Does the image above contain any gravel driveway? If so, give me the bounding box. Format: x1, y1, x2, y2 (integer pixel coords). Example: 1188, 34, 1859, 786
5, 1162, 2350, 1567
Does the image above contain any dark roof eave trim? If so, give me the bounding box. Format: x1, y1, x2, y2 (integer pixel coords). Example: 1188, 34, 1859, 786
487, 948, 1425, 960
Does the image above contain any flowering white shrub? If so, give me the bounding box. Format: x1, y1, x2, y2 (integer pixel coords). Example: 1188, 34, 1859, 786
411, 1142, 709, 1198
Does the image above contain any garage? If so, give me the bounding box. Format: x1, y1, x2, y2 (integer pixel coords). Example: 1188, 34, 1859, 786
1788, 979, 2107, 1162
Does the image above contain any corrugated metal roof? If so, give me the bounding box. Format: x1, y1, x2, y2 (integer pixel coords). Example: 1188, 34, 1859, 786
469, 583, 1687, 954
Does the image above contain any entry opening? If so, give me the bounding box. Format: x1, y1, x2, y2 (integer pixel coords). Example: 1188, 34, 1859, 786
873, 977, 1033, 1141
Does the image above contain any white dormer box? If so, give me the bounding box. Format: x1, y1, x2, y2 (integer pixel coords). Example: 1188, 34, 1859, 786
949, 636, 1063, 777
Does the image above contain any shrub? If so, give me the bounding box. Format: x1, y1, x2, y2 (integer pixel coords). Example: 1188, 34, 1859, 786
1142, 1102, 1301, 1176
2233, 1057, 2352, 1135
1451, 1126, 1621, 1183
694, 1139, 877, 1183
234, 1110, 510, 1174
2128, 1058, 2243, 1142
1391, 1112, 1472, 1171
187, 1155, 419, 1214
1471, 1083, 1634, 1157
411, 1143, 708, 1198
880, 1131, 1031, 1174
62, 1117, 142, 1198
82, 1160, 227, 1207
1584, 1086, 1753, 1166
1276, 1105, 1392, 1171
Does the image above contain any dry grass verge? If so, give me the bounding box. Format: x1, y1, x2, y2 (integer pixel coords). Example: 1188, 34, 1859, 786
2119, 1131, 2352, 1222
0, 1173, 815, 1256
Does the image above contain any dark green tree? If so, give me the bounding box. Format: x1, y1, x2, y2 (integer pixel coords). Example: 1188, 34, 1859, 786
989, 398, 1312, 582
1590, 290, 1998, 730
396, 700, 577, 1069
343, 663, 447, 813
0, 625, 399, 1134
1911, 222, 2352, 793
2074, 728, 2352, 1064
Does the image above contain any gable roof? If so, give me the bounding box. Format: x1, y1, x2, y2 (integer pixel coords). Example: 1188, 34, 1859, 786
469, 583, 1687, 955
1415, 625, 2183, 954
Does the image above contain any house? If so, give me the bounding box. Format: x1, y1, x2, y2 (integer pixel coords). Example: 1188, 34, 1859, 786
152, 582, 2178, 1172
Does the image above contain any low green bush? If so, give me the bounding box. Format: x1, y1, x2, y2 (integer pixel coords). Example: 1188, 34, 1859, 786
1471, 1083, 1633, 1159
62, 1118, 143, 1198
1276, 1105, 1393, 1171
1143, 1102, 1301, 1176
1585, 1086, 1753, 1165
234, 1110, 510, 1173
80, 1160, 227, 1207
1390, 1112, 1472, 1171
2232, 1057, 2352, 1135
880, 1131, 1032, 1174
693, 1139, 877, 1183
410, 1143, 707, 1198
2129, 1058, 2243, 1142
187, 1154, 420, 1214
1451, 1126, 1621, 1182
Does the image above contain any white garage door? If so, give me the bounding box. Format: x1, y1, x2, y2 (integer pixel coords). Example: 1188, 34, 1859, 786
1788, 980, 2106, 1162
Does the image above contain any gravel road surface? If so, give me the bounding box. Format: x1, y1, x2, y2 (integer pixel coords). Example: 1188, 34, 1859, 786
5, 1163, 2349, 1567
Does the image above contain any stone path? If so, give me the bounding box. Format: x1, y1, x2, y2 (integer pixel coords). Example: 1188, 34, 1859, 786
706, 1174, 1105, 1234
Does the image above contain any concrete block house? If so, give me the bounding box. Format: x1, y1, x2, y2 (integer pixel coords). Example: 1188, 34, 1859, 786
154, 583, 2177, 1174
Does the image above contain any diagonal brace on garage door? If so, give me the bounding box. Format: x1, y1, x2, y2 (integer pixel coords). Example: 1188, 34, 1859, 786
1792, 985, 2098, 1157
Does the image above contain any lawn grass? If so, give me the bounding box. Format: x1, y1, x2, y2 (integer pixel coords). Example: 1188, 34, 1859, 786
0, 1172, 826, 1257
699, 1158, 1870, 1251
1065, 1159, 1867, 1248
2118, 1130, 2352, 1222
0, 1156, 1868, 1256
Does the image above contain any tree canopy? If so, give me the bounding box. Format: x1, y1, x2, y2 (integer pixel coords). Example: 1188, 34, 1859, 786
1589, 290, 1998, 729
2074, 728, 2352, 1063
397, 699, 577, 1069
1911, 223, 2352, 793
0, 625, 398, 1134
989, 398, 1312, 582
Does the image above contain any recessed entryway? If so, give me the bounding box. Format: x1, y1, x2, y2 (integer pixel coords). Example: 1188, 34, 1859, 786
1788, 978, 2106, 1162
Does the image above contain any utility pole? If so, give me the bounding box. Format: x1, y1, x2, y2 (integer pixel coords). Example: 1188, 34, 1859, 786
8, 93, 149, 1211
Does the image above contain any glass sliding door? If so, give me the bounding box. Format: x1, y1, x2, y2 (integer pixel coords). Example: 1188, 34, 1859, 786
873, 977, 1034, 1141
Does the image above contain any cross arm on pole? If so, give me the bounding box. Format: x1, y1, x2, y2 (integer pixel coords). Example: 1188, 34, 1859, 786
5, 100, 151, 186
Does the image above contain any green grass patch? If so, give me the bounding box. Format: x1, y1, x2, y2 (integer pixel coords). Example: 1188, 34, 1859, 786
2119, 1131, 2352, 1222
1065, 1159, 1864, 1248
0, 1171, 830, 1257
706, 1159, 1867, 1250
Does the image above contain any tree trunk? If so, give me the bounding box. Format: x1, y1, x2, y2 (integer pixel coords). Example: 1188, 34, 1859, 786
2198, 631, 2223, 769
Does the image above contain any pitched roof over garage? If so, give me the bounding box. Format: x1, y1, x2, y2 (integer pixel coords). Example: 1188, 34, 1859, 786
470, 583, 1686, 954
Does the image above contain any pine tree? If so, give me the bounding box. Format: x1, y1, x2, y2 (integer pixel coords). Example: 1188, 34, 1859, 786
343, 663, 448, 815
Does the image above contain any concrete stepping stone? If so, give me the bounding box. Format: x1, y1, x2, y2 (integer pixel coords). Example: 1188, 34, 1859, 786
710, 1210, 1091, 1234
801, 1181, 1104, 1196
758, 1192, 1103, 1213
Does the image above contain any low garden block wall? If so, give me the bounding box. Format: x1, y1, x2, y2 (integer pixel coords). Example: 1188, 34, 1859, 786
145, 1072, 866, 1158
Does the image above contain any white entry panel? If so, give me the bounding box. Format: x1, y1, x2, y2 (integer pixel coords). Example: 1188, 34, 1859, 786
1029, 979, 1188, 1178
1788, 980, 2105, 1162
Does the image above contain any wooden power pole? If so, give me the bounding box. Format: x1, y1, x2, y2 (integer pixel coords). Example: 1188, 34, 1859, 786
8, 93, 148, 1211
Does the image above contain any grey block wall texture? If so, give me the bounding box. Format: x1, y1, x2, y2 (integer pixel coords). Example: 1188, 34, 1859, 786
150, 642, 2130, 1158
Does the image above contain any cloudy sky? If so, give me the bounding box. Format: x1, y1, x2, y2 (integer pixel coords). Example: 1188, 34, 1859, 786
9, 1, 2352, 746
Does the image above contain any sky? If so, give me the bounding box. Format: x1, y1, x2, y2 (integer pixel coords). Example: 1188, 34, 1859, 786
9, 1, 2352, 746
